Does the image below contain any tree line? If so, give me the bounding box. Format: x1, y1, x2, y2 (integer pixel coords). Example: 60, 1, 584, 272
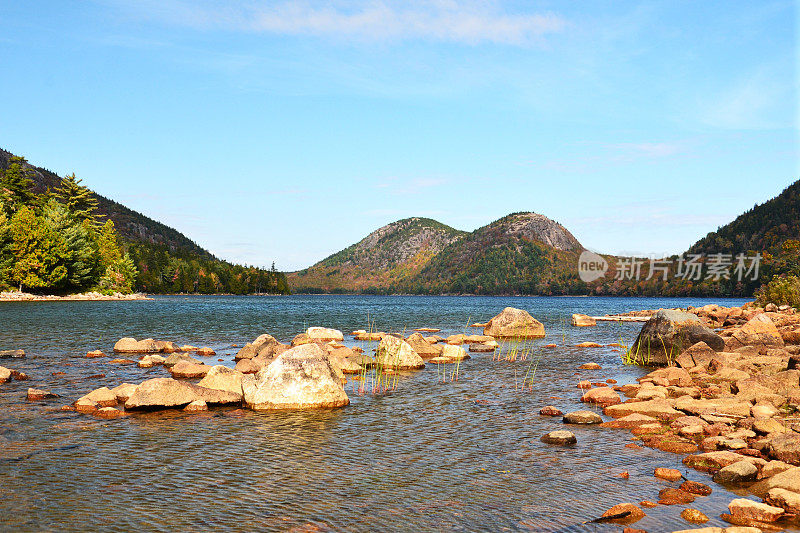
0, 156, 136, 294
0, 156, 290, 295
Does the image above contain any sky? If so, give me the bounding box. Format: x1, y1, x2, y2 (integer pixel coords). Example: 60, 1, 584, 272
0, 1, 797, 270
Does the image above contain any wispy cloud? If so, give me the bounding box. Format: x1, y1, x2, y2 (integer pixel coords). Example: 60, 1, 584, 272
702, 64, 797, 130
108, 0, 567, 45
541, 140, 689, 172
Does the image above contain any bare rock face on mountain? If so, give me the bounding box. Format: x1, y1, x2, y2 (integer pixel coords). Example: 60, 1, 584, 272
484, 307, 546, 339
242, 343, 350, 410
502, 212, 581, 252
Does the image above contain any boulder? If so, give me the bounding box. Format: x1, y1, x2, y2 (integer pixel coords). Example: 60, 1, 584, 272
581, 387, 621, 406
713, 460, 758, 484
599, 503, 645, 524
630, 310, 725, 365
539, 406, 563, 416
562, 410, 603, 424
750, 467, 800, 498
306, 327, 343, 342
0, 366, 10, 383
196, 347, 215, 356
0, 349, 25, 358
729, 314, 785, 350
375, 336, 425, 370
680, 508, 709, 524
727, 498, 784, 523
169, 361, 211, 379
235, 343, 258, 361
571, 314, 596, 327
27, 388, 59, 400
540, 430, 576, 445
75, 387, 118, 412
765, 487, 800, 514
604, 399, 681, 419
327, 347, 362, 374
85, 350, 105, 358
242, 343, 349, 410
154, 340, 178, 353
483, 307, 545, 339
767, 432, 800, 463
163, 353, 204, 368
235, 358, 264, 374
676, 342, 718, 370
184, 399, 208, 412
138, 354, 166, 368
197, 365, 244, 398
111, 383, 137, 402
654, 468, 682, 481
124, 378, 241, 409
113, 337, 159, 353
405, 333, 442, 358
440, 344, 469, 362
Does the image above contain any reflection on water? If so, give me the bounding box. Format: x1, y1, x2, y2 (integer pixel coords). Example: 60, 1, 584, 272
0, 295, 771, 532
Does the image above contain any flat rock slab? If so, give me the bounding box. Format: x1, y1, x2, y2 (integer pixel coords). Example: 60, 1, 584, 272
540, 430, 576, 445
562, 410, 603, 424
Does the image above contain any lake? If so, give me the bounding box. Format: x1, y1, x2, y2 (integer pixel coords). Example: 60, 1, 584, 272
0, 295, 764, 532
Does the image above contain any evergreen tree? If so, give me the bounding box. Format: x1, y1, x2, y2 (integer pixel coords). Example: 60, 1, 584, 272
54, 173, 99, 223
41, 199, 100, 290
0, 156, 36, 217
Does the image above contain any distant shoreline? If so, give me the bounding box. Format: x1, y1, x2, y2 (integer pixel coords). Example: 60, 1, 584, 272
0, 291, 152, 302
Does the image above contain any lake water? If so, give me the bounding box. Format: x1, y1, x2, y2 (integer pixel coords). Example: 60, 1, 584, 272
0, 295, 769, 532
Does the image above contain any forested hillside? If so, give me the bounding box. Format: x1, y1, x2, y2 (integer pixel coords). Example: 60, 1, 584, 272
0, 150, 289, 295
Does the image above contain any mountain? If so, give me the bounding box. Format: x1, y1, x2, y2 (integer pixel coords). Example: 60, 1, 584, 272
0, 148, 289, 294
689, 179, 800, 255
290, 212, 587, 295
288, 217, 467, 293
406, 212, 584, 295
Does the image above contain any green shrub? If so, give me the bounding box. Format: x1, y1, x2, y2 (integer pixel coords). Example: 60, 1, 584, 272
755, 275, 800, 308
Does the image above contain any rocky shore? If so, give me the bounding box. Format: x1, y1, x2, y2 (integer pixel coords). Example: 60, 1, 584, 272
0, 291, 151, 302
561, 302, 800, 531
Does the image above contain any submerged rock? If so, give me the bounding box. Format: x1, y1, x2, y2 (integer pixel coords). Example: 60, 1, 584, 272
600, 503, 645, 524
0, 349, 25, 358
375, 336, 425, 370
483, 307, 545, 339
630, 310, 724, 366
242, 343, 349, 410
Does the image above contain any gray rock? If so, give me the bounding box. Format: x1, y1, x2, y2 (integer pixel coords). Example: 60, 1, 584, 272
124, 377, 240, 410
242, 343, 349, 410
541, 430, 577, 445
630, 309, 725, 365
713, 460, 758, 484
562, 410, 603, 424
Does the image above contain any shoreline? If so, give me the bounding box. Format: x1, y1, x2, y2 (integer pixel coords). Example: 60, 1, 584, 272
0, 291, 152, 302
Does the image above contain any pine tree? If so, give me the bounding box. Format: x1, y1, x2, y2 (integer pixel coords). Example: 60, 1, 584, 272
0, 156, 36, 216
41, 199, 100, 290
95, 220, 137, 294
54, 173, 99, 223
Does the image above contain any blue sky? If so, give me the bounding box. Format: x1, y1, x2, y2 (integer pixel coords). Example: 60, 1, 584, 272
0, 1, 797, 270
